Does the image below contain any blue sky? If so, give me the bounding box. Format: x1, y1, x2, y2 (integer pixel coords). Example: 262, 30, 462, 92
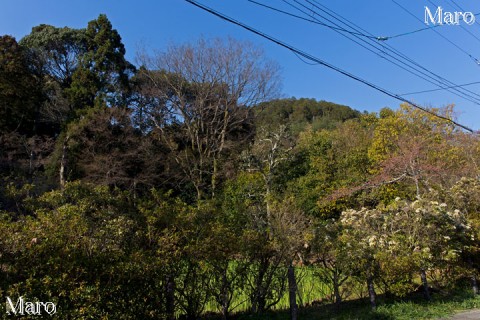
1, 0, 480, 130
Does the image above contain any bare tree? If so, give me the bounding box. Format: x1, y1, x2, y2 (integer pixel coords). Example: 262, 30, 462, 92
136, 37, 281, 199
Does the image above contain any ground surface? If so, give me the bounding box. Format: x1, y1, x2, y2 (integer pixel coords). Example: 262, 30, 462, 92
444, 309, 480, 320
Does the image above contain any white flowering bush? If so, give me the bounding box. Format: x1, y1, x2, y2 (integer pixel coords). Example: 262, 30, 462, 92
338, 198, 472, 296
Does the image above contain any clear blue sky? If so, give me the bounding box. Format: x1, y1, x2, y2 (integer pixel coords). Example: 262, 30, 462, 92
1, 0, 480, 130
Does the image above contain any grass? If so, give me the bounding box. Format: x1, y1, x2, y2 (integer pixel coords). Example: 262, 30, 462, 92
204, 265, 332, 315
227, 288, 480, 320
273, 265, 332, 310
202, 264, 480, 319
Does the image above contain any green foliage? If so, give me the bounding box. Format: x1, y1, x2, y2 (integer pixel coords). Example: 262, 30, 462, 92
0, 181, 171, 319
366, 104, 464, 201
3, 13, 480, 319
19, 24, 87, 85
0, 35, 41, 135
255, 98, 361, 134
338, 198, 471, 297
72, 14, 134, 109
286, 119, 371, 218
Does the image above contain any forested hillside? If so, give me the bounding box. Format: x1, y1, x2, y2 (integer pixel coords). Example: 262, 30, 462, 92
255, 98, 361, 133
1, 15, 479, 319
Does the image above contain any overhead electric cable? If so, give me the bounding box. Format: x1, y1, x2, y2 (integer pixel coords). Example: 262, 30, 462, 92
248, 0, 440, 41
401, 81, 480, 96
246, 0, 378, 39
293, 0, 480, 103
184, 0, 476, 133
252, 0, 449, 42
279, 0, 466, 98
381, 25, 440, 40
304, 0, 480, 101
391, 0, 480, 66
282, 0, 480, 104
451, 0, 480, 28
427, 0, 480, 44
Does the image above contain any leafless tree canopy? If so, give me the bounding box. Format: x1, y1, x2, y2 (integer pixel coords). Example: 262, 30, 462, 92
139, 37, 280, 107
135, 37, 281, 199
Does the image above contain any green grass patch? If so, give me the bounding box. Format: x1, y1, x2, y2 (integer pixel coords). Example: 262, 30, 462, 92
203, 265, 332, 315
218, 288, 480, 320
203, 263, 480, 319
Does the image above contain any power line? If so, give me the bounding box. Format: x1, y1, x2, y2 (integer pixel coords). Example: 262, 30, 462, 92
248, 0, 438, 42
281, 0, 459, 94
378, 6, 480, 41
427, 0, 480, 44
304, 0, 480, 102
380, 25, 440, 41
401, 81, 480, 96
292, 51, 319, 65
282, 0, 480, 104
247, 0, 378, 40
391, 0, 480, 66
451, 0, 480, 28
184, 0, 476, 133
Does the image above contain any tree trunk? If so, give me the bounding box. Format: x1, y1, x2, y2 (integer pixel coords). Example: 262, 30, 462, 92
194, 181, 202, 202
212, 157, 218, 199
367, 276, 377, 309
413, 175, 420, 199
28, 149, 34, 183
288, 264, 298, 320
472, 275, 479, 295
59, 135, 69, 189
333, 271, 342, 305
252, 259, 268, 314
166, 275, 175, 320
133, 178, 137, 201
420, 269, 431, 301
220, 268, 230, 320
468, 257, 478, 295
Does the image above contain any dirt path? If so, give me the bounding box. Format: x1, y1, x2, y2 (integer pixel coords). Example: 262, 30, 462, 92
445, 309, 480, 320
